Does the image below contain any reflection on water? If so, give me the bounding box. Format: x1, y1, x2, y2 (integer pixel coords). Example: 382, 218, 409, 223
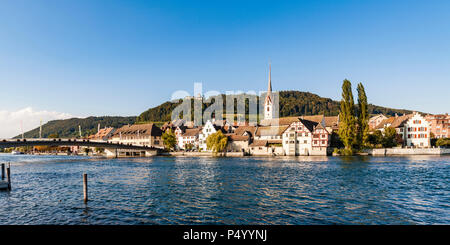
0, 154, 449, 224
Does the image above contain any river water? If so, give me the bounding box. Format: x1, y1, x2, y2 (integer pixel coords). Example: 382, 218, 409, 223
0, 154, 448, 225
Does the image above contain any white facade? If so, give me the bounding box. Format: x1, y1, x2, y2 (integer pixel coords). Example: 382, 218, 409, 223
282, 120, 330, 156
404, 113, 430, 147
198, 120, 218, 151
178, 135, 199, 150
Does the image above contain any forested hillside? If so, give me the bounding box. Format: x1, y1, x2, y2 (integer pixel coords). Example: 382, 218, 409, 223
19, 90, 415, 138
17, 116, 136, 138
137, 90, 414, 122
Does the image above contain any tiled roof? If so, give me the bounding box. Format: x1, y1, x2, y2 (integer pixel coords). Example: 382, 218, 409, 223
234, 126, 257, 137
299, 119, 319, 132
260, 115, 324, 126
267, 139, 282, 144
390, 114, 413, 128
375, 117, 396, 129
249, 140, 268, 147
182, 128, 202, 137
113, 123, 163, 137
302, 115, 324, 124
255, 125, 289, 136
375, 114, 413, 129
88, 127, 116, 139
259, 117, 299, 126
324, 116, 339, 127
226, 134, 249, 141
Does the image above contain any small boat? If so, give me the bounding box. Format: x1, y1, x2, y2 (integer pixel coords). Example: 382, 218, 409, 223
11, 151, 24, 155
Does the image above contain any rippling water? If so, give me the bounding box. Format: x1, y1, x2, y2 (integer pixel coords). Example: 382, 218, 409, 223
0, 153, 449, 224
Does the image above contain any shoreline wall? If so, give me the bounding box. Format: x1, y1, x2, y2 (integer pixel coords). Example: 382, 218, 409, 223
370, 148, 450, 156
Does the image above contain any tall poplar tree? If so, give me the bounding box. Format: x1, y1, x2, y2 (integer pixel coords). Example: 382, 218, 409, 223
357, 83, 369, 149
338, 79, 356, 154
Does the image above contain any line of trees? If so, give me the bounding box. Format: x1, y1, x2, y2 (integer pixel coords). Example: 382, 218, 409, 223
338, 79, 370, 155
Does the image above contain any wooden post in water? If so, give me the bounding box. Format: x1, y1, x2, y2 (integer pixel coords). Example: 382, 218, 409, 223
1, 163, 4, 180
6, 164, 11, 191
83, 173, 88, 203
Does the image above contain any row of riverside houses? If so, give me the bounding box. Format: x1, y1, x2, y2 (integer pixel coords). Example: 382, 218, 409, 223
153, 65, 339, 156
82, 66, 339, 156
85, 66, 447, 155
369, 112, 450, 148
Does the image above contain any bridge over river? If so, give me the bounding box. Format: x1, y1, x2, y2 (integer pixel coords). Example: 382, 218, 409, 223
0, 138, 160, 157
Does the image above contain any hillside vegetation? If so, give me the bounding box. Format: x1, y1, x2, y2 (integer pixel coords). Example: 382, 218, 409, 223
137, 90, 414, 122
17, 116, 136, 138
19, 90, 415, 138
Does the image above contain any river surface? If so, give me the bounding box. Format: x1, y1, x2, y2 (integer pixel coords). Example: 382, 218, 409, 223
0, 154, 449, 225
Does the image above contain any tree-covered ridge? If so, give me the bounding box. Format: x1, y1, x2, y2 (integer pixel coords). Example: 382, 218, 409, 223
137, 90, 415, 122
19, 90, 416, 138
137, 101, 182, 123
16, 116, 136, 138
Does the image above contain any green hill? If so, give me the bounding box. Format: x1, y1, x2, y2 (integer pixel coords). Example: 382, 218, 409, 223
19, 90, 415, 138
17, 116, 136, 139
137, 90, 414, 122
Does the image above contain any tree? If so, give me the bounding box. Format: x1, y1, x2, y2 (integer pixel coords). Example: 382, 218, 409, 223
436, 138, 450, 147
185, 143, 194, 151
162, 129, 177, 151
356, 83, 369, 149
338, 79, 357, 154
206, 131, 228, 153
382, 127, 398, 148
368, 130, 383, 148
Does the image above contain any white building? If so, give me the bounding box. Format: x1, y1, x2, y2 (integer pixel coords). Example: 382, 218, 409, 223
110, 123, 163, 148
282, 118, 330, 156
198, 120, 224, 151
178, 128, 202, 150
404, 112, 430, 147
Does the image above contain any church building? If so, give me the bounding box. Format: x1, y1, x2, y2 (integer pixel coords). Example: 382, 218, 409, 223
264, 64, 275, 120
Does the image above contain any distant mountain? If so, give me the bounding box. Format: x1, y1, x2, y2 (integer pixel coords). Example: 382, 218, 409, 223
17, 116, 136, 139
137, 90, 415, 122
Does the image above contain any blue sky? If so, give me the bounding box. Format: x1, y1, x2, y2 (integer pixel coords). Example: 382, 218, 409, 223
0, 0, 449, 136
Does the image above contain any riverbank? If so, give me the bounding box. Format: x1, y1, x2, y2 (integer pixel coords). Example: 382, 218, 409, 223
3, 147, 449, 158
366, 147, 450, 156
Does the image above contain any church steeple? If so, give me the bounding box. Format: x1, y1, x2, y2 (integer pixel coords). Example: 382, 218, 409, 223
264, 62, 274, 120
267, 63, 272, 96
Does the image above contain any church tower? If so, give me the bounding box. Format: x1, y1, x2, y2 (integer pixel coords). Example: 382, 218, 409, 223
264, 64, 274, 120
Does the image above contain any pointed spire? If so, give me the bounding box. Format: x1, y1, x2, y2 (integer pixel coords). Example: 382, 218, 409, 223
267, 62, 272, 95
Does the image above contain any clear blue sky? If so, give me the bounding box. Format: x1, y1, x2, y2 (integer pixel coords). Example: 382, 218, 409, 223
1, 0, 449, 117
